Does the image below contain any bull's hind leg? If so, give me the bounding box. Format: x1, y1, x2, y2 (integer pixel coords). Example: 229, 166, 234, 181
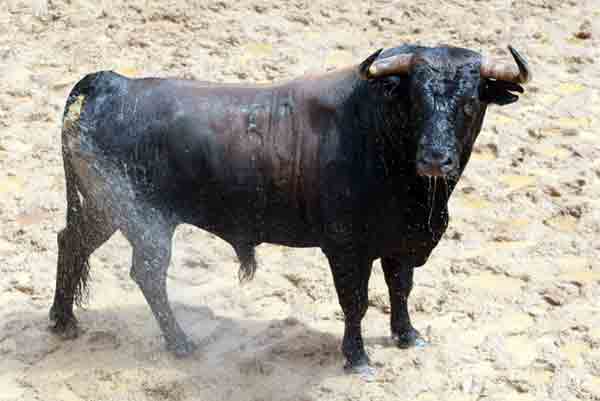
381, 257, 424, 348
128, 224, 196, 357
50, 206, 116, 338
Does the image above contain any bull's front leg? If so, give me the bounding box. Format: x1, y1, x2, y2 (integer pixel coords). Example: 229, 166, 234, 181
381, 257, 424, 348
323, 238, 374, 376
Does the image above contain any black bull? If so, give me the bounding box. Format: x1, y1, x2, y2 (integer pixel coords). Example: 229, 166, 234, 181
50, 44, 530, 373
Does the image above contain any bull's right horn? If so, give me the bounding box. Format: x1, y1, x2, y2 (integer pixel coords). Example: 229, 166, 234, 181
368, 53, 414, 77
480, 45, 531, 84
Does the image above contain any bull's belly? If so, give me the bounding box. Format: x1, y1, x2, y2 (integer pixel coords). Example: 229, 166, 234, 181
178, 185, 322, 247
71, 153, 322, 247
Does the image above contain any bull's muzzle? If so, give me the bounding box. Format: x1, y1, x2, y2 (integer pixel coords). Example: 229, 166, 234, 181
416, 151, 458, 178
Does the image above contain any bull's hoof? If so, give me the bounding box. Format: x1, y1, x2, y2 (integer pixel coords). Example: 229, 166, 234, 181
49, 315, 80, 340
167, 338, 197, 358
392, 327, 426, 349
344, 358, 377, 382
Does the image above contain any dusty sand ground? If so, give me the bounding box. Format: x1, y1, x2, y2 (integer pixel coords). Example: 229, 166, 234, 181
1, 0, 600, 400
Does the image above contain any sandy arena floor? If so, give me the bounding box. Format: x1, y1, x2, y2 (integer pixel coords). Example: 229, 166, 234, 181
1, 0, 599, 400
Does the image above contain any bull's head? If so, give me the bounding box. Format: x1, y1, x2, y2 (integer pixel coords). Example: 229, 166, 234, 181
359, 45, 531, 179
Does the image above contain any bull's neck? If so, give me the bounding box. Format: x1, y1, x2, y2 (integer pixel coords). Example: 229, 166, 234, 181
334, 76, 413, 180
298, 66, 365, 111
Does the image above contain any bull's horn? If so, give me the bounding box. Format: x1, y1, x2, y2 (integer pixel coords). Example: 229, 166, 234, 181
480, 45, 531, 84
368, 53, 413, 77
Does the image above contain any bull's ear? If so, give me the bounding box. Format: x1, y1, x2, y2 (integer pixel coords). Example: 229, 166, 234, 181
481, 79, 524, 105
358, 49, 383, 79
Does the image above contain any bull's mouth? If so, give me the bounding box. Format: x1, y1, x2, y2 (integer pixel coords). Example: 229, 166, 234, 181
416, 162, 446, 178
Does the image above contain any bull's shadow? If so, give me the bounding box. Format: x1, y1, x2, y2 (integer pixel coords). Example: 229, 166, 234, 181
6, 302, 390, 401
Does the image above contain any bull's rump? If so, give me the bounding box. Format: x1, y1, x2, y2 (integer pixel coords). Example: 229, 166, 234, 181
64, 72, 323, 245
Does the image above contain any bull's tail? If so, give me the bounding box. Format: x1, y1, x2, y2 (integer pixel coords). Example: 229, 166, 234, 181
58, 73, 101, 306
60, 149, 92, 307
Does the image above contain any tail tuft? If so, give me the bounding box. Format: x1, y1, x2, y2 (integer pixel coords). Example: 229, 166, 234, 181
55, 201, 92, 308
72, 250, 91, 307
238, 259, 258, 284
235, 244, 258, 284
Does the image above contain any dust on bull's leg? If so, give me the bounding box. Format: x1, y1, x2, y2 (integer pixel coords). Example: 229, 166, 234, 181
381, 257, 424, 348
129, 225, 196, 357
325, 248, 374, 378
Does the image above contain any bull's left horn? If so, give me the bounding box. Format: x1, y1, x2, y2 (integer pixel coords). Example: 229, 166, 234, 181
480, 45, 531, 84
368, 53, 413, 77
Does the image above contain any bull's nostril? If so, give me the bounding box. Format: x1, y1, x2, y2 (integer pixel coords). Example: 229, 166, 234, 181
439, 156, 455, 173
416, 154, 456, 177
